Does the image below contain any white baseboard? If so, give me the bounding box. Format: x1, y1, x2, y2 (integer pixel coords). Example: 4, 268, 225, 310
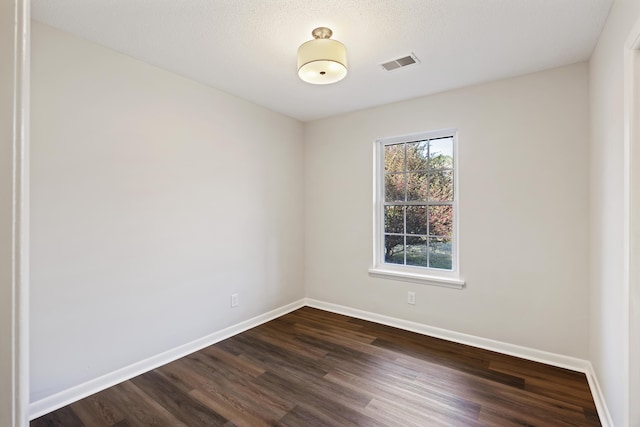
304, 298, 613, 427
583, 361, 614, 427
30, 297, 613, 427
29, 298, 306, 420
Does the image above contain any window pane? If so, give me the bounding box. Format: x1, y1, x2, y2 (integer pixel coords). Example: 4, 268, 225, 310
429, 137, 454, 169
406, 236, 427, 267
384, 206, 404, 233
406, 172, 428, 201
428, 170, 453, 201
428, 205, 453, 237
428, 237, 452, 270
384, 235, 404, 264
385, 173, 405, 202
384, 143, 405, 172
406, 140, 429, 171
379, 132, 456, 273
406, 206, 427, 234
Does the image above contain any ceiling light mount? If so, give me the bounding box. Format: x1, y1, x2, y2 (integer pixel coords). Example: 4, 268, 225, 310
311, 27, 333, 39
297, 27, 348, 85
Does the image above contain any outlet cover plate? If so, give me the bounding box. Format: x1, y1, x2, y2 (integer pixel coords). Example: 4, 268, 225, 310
408, 291, 416, 305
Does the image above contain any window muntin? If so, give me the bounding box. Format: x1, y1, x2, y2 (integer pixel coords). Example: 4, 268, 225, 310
377, 131, 456, 272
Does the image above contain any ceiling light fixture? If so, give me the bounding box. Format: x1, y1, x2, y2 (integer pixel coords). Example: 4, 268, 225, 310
297, 27, 347, 85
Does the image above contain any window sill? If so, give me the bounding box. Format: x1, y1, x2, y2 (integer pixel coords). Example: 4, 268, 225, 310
368, 268, 466, 289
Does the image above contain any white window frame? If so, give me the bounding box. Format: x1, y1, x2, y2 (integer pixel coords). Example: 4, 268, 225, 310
368, 129, 465, 289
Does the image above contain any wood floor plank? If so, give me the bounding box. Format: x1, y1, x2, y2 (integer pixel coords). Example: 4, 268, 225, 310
185, 355, 294, 423
75, 381, 187, 427
112, 381, 188, 427
373, 337, 526, 389
489, 359, 597, 408
201, 344, 268, 378
130, 370, 229, 426
252, 368, 373, 417
241, 322, 329, 360
365, 397, 483, 427
68, 392, 127, 427
31, 307, 602, 427
188, 387, 280, 427
324, 366, 482, 425
31, 405, 85, 427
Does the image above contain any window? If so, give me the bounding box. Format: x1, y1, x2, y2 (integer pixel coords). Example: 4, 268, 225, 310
369, 129, 464, 288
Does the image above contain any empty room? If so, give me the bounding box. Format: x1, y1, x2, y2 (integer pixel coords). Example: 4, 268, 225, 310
2, 0, 640, 426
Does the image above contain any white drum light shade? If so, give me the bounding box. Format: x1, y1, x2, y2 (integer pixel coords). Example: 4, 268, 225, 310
297, 27, 348, 85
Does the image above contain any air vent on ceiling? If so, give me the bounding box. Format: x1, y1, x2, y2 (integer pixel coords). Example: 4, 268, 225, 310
380, 53, 420, 71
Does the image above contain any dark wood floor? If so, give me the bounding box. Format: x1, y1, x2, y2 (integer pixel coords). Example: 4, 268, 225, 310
32, 307, 601, 426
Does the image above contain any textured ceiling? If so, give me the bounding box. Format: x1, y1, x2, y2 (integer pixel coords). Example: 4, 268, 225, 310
31, 0, 613, 122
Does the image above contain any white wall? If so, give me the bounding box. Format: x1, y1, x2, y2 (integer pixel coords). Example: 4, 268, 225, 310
631, 48, 640, 427
305, 63, 590, 359
30, 22, 304, 402
1, 0, 29, 425
589, 0, 640, 425
0, 0, 16, 420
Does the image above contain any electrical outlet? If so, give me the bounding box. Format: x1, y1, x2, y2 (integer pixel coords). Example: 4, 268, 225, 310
407, 291, 416, 305
231, 293, 238, 307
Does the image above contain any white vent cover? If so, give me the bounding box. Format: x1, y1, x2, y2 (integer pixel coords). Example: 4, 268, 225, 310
380, 53, 420, 71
